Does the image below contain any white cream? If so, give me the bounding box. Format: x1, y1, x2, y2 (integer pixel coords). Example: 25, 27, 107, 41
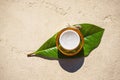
59, 30, 80, 50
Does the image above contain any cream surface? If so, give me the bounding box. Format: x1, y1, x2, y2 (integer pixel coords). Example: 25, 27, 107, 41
59, 30, 80, 50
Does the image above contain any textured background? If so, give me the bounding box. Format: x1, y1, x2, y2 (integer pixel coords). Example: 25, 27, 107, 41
0, 0, 120, 80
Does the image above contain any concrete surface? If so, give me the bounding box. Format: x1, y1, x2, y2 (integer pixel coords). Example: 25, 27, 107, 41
0, 0, 120, 80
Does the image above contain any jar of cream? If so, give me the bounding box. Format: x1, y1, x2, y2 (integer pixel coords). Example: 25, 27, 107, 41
56, 26, 84, 56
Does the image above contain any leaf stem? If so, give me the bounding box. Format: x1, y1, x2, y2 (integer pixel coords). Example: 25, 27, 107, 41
27, 53, 35, 57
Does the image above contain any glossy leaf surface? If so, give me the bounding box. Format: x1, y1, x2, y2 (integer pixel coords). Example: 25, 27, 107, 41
32, 23, 104, 59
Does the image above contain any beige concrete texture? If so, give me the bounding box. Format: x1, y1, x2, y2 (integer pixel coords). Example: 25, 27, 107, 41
0, 0, 120, 80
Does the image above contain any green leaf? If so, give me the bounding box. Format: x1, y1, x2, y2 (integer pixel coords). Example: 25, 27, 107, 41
28, 23, 104, 59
